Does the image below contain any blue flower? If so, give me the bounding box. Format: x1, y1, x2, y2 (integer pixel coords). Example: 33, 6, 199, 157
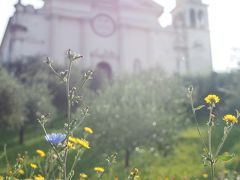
45, 133, 66, 145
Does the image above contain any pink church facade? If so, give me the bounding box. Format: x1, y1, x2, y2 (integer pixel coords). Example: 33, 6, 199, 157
0, 0, 212, 76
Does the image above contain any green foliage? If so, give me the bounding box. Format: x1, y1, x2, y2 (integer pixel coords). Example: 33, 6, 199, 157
82, 70, 189, 167
24, 83, 56, 124
0, 67, 26, 128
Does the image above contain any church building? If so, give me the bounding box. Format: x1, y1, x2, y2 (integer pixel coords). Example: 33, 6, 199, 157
0, 0, 212, 76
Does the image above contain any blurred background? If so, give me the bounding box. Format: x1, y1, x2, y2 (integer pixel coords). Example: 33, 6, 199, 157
1, 0, 240, 179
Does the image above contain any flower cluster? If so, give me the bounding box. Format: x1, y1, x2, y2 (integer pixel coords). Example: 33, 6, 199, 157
190, 93, 239, 179
68, 136, 90, 149
204, 94, 238, 124
0, 51, 116, 180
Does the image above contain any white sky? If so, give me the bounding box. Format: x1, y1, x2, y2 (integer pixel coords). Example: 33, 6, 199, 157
0, 0, 240, 72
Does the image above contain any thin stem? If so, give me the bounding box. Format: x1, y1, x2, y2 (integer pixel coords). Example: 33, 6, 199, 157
210, 161, 215, 180
3, 145, 10, 172
209, 126, 212, 155
207, 105, 215, 180
63, 61, 73, 180
97, 153, 117, 180
68, 149, 82, 179
208, 106, 213, 155
71, 108, 88, 133
190, 94, 208, 150
48, 65, 62, 80
214, 125, 233, 158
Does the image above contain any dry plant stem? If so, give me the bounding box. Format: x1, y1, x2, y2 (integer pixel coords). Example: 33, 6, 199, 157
214, 125, 234, 158
49, 65, 62, 80
68, 149, 82, 179
3, 145, 10, 172
190, 94, 208, 150
97, 154, 117, 180
71, 110, 88, 133
63, 61, 73, 180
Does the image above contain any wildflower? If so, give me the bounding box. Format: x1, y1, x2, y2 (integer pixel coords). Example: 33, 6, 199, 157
204, 94, 220, 104
0, 176, 3, 180
130, 168, 139, 176
68, 136, 78, 144
30, 163, 38, 169
79, 173, 88, 179
18, 169, 24, 175
76, 138, 90, 149
45, 133, 66, 145
16, 157, 24, 164
67, 142, 76, 150
223, 114, 238, 123
84, 127, 93, 134
36, 149, 46, 157
94, 167, 105, 173
66, 49, 83, 62
35, 175, 44, 180
202, 173, 208, 178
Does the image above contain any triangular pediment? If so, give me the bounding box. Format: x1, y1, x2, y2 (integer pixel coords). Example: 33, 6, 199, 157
118, 0, 163, 14
118, 0, 162, 8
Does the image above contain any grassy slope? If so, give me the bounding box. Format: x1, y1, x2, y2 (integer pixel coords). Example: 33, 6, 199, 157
1, 125, 240, 179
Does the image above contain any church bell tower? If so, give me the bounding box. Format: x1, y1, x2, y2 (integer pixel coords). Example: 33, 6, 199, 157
172, 0, 212, 75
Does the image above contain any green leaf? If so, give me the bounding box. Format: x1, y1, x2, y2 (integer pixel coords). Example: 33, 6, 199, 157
194, 105, 205, 112
218, 153, 235, 162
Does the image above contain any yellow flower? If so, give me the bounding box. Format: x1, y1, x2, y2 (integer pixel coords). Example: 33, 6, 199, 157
30, 163, 38, 169
204, 94, 220, 104
94, 167, 105, 173
76, 138, 90, 149
79, 173, 88, 179
36, 149, 46, 157
18, 169, 24, 175
84, 127, 93, 134
68, 136, 78, 144
35, 175, 44, 180
0, 176, 3, 180
67, 142, 76, 150
202, 173, 208, 178
223, 114, 238, 123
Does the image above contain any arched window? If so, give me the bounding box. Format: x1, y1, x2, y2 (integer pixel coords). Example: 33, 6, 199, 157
97, 62, 112, 78
198, 10, 204, 27
190, 9, 196, 28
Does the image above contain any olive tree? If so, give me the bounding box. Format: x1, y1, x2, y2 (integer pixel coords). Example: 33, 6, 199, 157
78, 70, 189, 168
0, 67, 26, 130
